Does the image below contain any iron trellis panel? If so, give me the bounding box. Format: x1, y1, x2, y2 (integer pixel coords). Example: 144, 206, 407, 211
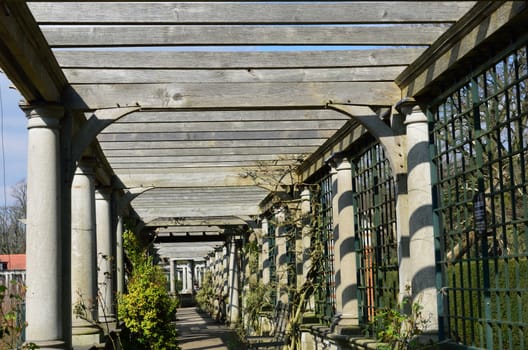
352, 143, 399, 330
430, 40, 528, 350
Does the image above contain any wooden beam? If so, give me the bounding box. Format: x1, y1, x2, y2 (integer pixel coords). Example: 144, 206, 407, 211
107, 154, 306, 164
102, 120, 347, 133
54, 48, 426, 69
155, 234, 225, 244
114, 168, 291, 187
103, 146, 317, 157
110, 160, 298, 169
99, 139, 327, 149
97, 129, 339, 142
146, 217, 248, 227
42, 24, 446, 47
133, 205, 260, 218
64, 82, 400, 110
115, 110, 349, 123
398, 1, 528, 96
0, 0, 65, 102
29, 2, 475, 24
62, 66, 405, 84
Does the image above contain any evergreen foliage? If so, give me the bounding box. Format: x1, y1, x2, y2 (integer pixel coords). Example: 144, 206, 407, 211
118, 229, 179, 350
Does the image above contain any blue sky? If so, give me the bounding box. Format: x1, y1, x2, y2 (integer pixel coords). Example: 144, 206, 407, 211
0, 72, 28, 206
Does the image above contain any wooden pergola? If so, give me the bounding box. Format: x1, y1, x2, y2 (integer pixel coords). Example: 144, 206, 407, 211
1, 1, 480, 235
1, 1, 527, 348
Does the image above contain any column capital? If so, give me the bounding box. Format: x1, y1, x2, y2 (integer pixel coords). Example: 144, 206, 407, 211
23, 104, 64, 129
327, 152, 351, 172
95, 186, 113, 200
75, 157, 97, 176
395, 97, 428, 125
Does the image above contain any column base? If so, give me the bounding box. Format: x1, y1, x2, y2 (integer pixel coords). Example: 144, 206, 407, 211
26, 339, 66, 349
331, 314, 362, 336
72, 322, 102, 347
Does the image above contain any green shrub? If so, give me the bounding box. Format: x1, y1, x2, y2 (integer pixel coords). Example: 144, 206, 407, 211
118, 230, 180, 350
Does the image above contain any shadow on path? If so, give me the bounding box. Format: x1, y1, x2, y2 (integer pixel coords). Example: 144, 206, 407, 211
176, 307, 247, 350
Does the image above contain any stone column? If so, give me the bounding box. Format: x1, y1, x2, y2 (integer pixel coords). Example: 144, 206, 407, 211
24, 105, 66, 349
331, 156, 360, 333
115, 215, 125, 295
275, 207, 289, 303
404, 107, 439, 334
261, 218, 270, 285
169, 259, 176, 295
96, 188, 115, 322
227, 238, 240, 326
71, 158, 100, 345
300, 188, 312, 287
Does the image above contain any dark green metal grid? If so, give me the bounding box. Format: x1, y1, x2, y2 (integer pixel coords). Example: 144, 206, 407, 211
267, 219, 277, 306
352, 143, 399, 327
313, 173, 336, 323
430, 42, 528, 350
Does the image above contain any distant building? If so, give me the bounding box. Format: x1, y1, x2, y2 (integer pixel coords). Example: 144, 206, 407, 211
0, 254, 26, 271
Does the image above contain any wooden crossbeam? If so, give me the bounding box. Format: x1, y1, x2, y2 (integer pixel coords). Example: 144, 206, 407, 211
29, 2, 475, 24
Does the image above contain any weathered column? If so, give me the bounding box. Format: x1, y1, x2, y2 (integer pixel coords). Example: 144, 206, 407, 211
71, 158, 100, 345
169, 258, 176, 295
404, 106, 439, 334
261, 218, 270, 285
227, 237, 240, 326
331, 156, 360, 333
275, 207, 289, 303
300, 188, 312, 287
95, 188, 115, 323
115, 215, 125, 295
24, 105, 66, 349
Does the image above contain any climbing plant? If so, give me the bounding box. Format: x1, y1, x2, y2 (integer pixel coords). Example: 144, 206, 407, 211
118, 229, 179, 350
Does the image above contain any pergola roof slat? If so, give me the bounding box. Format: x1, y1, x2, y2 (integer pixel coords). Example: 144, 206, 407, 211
63, 66, 405, 84
66, 81, 400, 110
29, 2, 475, 24
53, 48, 426, 69
42, 24, 446, 47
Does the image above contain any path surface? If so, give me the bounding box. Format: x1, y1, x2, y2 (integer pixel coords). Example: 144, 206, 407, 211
176, 307, 247, 350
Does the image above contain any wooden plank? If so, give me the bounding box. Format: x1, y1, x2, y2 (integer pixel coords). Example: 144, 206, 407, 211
115, 169, 263, 187
103, 146, 317, 157
54, 48, 426, 69
115, 110, 349, 123
146, 217, 248, 227
107, 154, 306, 164
110, 160, 298, 169
102, 120, 347, 133
65, 81, 400, 110
99, 139, 326, 149
399, 1, 527, 95
0, 1, 65, 102
29, 2, 475, 24
42, 24, 446, 47
134, 205, 261, 218
97, 129, 339, 142
62, 66, 404, 84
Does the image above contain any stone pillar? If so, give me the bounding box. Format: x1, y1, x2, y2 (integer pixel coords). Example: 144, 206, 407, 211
115, 215, 125, 295
71, 158, 100, 345
331, 156, 360, 333
300, 188, 312, 287
261, 218, 270, 285
227, 238, 240, 326
169, 259, 176, 295
24, 105, 66, 349
222, 246, 229, 297
404, 107, 439, 334
96, 188, 115, 322
275, 207, 289, 303
187, 261, 195, 293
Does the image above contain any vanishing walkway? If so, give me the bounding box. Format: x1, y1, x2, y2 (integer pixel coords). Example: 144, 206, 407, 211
176, 307, 247, 350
